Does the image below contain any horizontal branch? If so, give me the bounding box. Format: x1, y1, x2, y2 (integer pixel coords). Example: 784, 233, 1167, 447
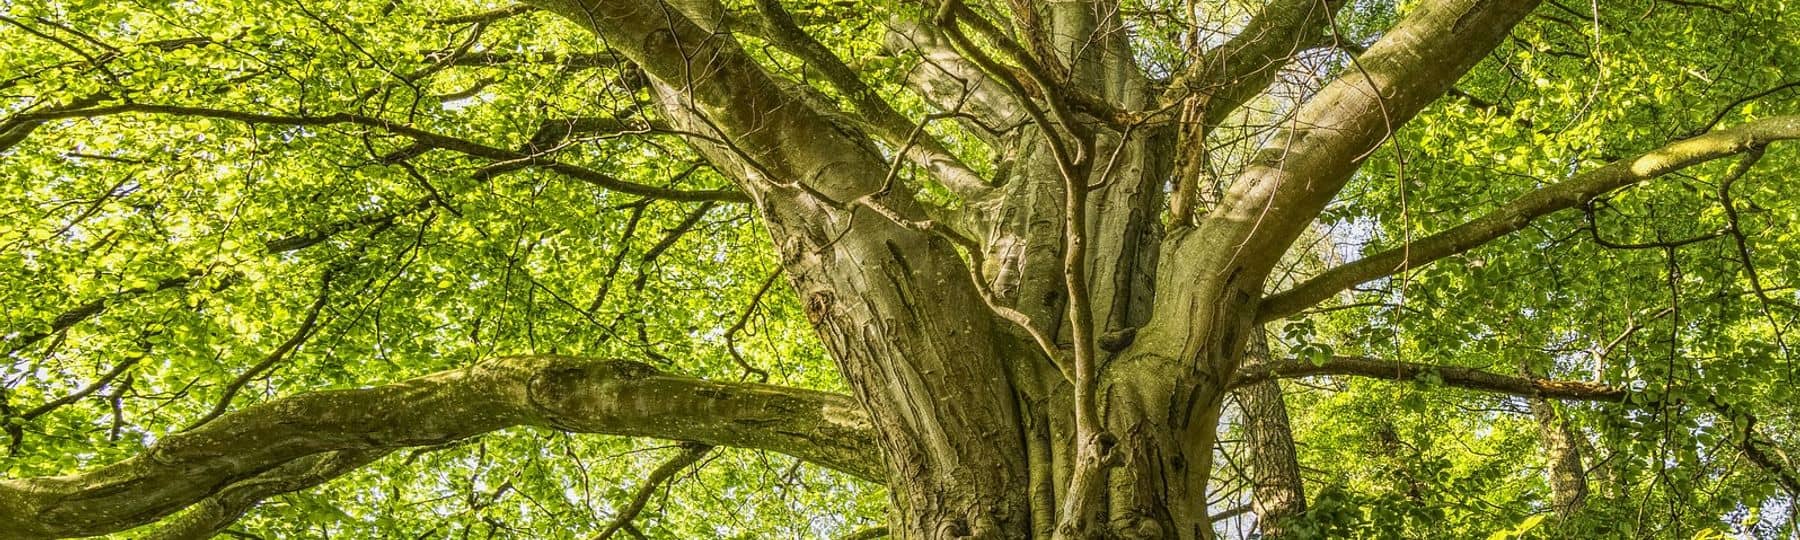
1232, 356, 1627, 401
1259, 115, 1800, 322
8, 102, 746, 203
1237, 355, 1800, 494
449, 51, 620, 69
430, 4, 539, 26
0, 356, 877, 539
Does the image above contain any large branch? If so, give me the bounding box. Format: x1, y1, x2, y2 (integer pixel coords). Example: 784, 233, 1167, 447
1258, 115, 1800, 321
1165, 0, 1348, 126
1232, 355, 1626, 401
1183, 0, 1539, 277
739, 0, 992, 198
140, 449, 390, 540
883, 19, 1026, 144
527, 0, 880, 200
0, 356, 877, 540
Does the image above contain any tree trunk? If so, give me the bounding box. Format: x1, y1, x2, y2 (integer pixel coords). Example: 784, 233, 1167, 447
530, 1, 1541, 537
1237, 330, 1307, 537
1530, 396, 1589, 518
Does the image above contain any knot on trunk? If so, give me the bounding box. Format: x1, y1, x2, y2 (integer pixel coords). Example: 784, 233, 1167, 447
1098, 326, 1138, 352
1096, 431, 1121, 466
804, 290, 836, 323
1109, 515, 1165, 540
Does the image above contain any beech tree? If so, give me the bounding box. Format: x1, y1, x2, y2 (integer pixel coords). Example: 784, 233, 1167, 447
2, 0, 1797, 538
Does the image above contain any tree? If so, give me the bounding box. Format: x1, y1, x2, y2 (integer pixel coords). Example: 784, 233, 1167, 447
1, 0, 1797, 538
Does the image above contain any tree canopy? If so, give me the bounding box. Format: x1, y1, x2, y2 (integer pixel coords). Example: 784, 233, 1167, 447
1, 0, 1798, 538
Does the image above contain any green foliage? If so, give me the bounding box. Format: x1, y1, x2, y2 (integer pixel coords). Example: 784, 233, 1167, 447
3, 0, 1798, 537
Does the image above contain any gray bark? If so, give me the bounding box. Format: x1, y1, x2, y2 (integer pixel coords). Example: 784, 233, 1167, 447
1236, 331, 1306, 538
1530, 397, 1590, 518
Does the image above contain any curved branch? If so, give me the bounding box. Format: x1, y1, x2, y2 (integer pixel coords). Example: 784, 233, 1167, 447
185, 269, 336, 431
140, 449, 390, 540
1181, 0, 1539, 277
0, 356, 877, 540
1259, 115, 1800, 322
591, 442, 713, 540
1231, 355, 1627, 401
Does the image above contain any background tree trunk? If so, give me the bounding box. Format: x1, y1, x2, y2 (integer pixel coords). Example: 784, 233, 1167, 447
1237, 330, 1307, 537
1531, 396, 1589, 518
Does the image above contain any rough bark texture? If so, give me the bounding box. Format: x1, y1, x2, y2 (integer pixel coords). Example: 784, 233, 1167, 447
1529, 397, 1590, 518
529, 2, 1035, 536
1236, 332, 1307, 538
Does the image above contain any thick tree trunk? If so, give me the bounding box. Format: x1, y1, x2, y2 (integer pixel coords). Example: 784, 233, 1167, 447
531, 1, 1540, 538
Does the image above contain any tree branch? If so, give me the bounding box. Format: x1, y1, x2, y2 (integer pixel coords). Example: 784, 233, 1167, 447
590, 442, 713, 540
1231, 356, 1627, 401
1163, 0, 1348, 127
7, 103, 745, 203
449, 51, 620, 70
741, 0, 992, 198
1237, 355, 1800, 495
0, 356, 877, 540
430, 4, 539, 26
1183, 0, 1540, 278
1258, 115, 1800, 322
3, 200, 427, 357
1165, 0, 1348, 223
140, 449, 390, 540
882, 19, 1026, 143
185, 269, 338, 431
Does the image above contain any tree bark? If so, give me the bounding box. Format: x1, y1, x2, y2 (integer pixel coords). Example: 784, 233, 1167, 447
1530, 396, 1590, 518
1236, 331, 1307, 538
0, 356, 876, 540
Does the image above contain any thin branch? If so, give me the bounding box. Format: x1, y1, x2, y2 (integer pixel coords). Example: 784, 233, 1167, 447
8, 103, 746, 203
450, 51, 621, 69
837, 526, 891, 540
1259, 115, 1800, 322
1233, 356, 1628, 401
723, 272, 779, 382
185, 269, 337, 431
16, 340, 150, 421
3, 274, 196, 356
3, 201, 427, 356
589, 443, 713, 540
430, 4, 539, 26
630, 201, 717, 292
